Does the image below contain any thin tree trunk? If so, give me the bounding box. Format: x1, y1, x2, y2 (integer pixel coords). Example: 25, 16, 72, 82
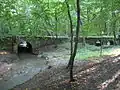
9, 23, 14, 53
82, 36, 86, 46
81, 7, 89, 47
98, 23, 103, 56
112, 11, 117, 45
65, 0, 74, 68
69, 0, 80, 82
55, 10, 58, 48
112, 21, 117, 45
11, 36, 14, 53
104, 22, 107, 35
100, 38, 103, 56
113, 30, 117, 45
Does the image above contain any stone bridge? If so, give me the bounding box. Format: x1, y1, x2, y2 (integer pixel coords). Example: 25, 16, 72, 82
78, 36, 115, 45
0, 36, 118, 53
0, 36, 69, 53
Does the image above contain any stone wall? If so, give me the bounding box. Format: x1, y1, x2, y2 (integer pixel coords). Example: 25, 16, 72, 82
0, 37, 69, 52
77, 36, 114, 45
0, 36, 116, 52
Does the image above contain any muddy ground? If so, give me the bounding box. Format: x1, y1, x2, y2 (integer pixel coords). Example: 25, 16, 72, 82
0, 43, 120, 90
11, 56, 120, 90
13, 44, 120, 90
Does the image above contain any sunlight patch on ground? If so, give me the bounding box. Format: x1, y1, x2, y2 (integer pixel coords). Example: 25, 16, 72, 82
113, 58, 119, 63
80, 67, 96, 75
76, 46, 120, 60
0, 51, 10, 55
97, 70, 120, 90
75, 63, 98, 77
107, 48, 120, 56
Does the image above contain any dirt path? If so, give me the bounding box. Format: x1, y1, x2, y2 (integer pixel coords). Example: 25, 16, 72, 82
0, 43, 73, 90
0, 43, 120, 90
12, 55, 120, 90
0, 54, 47, 90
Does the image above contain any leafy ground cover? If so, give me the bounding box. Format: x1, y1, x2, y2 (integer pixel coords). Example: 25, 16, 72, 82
76, 44, 120, 60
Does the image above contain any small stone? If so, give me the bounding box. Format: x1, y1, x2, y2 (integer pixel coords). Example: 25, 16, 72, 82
47, 66, 52, 69
0, 78, 3, 80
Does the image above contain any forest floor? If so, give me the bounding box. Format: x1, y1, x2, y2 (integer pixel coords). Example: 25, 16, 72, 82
12, 43, 120, 90
0, 43, 120, 90
12, 56, 120, 90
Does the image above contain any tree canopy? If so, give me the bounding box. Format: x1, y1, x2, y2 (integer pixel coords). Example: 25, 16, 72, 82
0, 0, 120, 38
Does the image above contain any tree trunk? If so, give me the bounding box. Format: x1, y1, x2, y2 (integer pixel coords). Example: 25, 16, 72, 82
69, 0, 80, 82
55, 10, 58, 48
100, 38, 103, 56
65, 0, 74, 68
82, 36, 86, 46
112, 12, 117, 45
11, 36, 14, 53
104, 22, 107, 35
113, 30, 117, 45
11, 36, 16, 53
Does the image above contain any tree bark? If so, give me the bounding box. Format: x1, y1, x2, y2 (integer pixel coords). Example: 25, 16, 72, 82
69, 0, 80, 82
54, 9, 58, 48
112, 12, 117, 45
65, 0, 74, 68
11, 36, 14, 53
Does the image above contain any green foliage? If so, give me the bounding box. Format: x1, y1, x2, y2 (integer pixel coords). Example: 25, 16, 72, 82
0, 0, 120, 37
76, 44, 120, 60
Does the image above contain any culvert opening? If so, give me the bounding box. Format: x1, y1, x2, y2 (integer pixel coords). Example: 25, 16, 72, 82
18, 41, 33, 54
